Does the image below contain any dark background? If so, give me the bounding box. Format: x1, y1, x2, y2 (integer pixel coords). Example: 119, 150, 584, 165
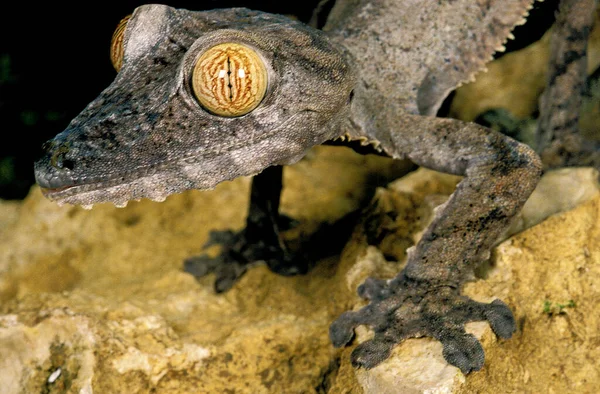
0, 0, 559, 200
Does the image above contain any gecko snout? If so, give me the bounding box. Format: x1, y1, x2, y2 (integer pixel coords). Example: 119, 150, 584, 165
34, 138, 78, 190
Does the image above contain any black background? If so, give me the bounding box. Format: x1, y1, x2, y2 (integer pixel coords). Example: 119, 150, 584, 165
0, 0, 558, 199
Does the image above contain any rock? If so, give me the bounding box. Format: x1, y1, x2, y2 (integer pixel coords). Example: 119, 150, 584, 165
0, 146, 405, 394
504, 167, 600, 239
1, 147, 599, 393
458, 182, 600, 393
0, 200, 20, 235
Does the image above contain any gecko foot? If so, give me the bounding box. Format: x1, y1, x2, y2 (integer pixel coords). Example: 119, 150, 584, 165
185, 210, 359, 293
184, 227, 308, 293
330, 275, 515, 374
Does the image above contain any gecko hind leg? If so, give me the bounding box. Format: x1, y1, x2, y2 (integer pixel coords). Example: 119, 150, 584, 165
184, 165, 308, 292
184, 165, 356, 292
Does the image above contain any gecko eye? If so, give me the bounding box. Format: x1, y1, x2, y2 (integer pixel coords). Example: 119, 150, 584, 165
191, 43, 268, 117
110, 15, 131, 72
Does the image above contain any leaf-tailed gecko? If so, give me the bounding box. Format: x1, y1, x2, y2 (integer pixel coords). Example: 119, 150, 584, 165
34, 0, 597, 374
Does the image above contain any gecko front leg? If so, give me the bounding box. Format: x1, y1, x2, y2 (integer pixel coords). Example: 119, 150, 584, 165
331, 115, 542, 374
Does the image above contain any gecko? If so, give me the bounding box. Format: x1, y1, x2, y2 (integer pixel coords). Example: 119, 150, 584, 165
33, 0, 597, 374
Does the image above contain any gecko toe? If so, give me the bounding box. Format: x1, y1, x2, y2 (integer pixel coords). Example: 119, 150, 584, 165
357, 277, 390, 301
184, 253, 250, 293
214, 263, 249, 293
202, 229, 236, 248
484, 299, 516, 339
330, 311, 359, 347
266, 254, 309, 276
183, 255, 225, 278
440, 331, 485, 374
350, 336, 394, 369
184, 225, 312, 292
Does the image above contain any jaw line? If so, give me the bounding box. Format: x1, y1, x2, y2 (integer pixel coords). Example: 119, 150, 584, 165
39, 109, 322, 206
39, 166, 201, 208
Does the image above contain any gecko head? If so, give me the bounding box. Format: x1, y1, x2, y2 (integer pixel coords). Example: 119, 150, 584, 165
34, 4, 356, 207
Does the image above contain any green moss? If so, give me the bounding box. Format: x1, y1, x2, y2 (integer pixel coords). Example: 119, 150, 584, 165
542, 299, 576, 316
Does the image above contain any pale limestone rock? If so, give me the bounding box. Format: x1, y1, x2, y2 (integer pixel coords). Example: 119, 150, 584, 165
504, 167, 600, 238
0, 310, 96, 394
458, 192, 600, 393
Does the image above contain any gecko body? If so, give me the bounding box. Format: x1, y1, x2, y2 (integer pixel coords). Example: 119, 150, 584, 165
35, 0, 596, 373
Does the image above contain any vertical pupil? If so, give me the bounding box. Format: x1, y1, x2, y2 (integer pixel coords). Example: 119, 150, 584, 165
227, 57, 233, 100
192, 43, 268, 117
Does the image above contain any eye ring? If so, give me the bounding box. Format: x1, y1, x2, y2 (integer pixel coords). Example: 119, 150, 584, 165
191, 43, 268, 117
110, 15, 131, 72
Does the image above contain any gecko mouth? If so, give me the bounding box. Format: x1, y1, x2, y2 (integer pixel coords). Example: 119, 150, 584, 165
35, 162, 170, 207
40, 185, 73, 196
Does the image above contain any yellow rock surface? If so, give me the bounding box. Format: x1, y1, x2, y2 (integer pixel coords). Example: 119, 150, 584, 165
2, 146, 599, 393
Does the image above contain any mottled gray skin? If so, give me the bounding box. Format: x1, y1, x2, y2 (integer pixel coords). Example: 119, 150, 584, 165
35, 6, 356, 206
36, 0, 596, 375
536, 0, 599, 169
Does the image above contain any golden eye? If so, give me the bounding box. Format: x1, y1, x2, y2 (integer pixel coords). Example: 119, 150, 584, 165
110, 15, 131, 72
192, 43, 268, 117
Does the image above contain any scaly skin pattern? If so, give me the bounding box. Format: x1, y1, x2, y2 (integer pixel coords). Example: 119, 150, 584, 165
36, 0, 600, 374
34, 6, 356, 207
536, 0, 600, 169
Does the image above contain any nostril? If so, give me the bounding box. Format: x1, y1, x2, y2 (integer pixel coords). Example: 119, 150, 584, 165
50, 144, 74, 171
347, 89, 354, 104
61, 159, 75, 170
